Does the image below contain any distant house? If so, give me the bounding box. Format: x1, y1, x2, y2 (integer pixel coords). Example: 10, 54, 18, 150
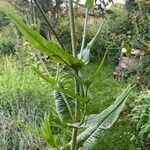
119, 48, 142, 69
113, 47, 143, 80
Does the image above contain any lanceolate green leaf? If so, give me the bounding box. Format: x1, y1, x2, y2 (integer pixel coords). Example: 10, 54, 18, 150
55, 87, 87, 103
32, 67, 87, 102
87, 19, 106, 49
124, 43, 131, 57
43, 118, 57, 148
0, 1, 84, 69
32, 67, 58, 86
16, 120, 44, 138
78, 17, 106, 66
17, 119, 57, 148
58, 88, 87, 103
54, 89, 75, 122
68, 85, 134, 149
88, 51, 107, 86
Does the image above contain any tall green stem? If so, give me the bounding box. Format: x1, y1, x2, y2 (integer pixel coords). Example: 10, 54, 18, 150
68, 0, 79, 150
68, 0, 76, 57
80, 8, 88, 59
81, 87, 88, 122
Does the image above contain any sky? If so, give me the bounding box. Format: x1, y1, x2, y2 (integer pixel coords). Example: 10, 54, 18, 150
78, 0, 125, 9
79, 0, 125, 4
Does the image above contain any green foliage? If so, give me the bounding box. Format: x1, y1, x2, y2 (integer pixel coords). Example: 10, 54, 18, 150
128, 60, 150, 91
130, 92, 150, 149
9, 14, 84, 69
85, 64, 137, 149
0, 10, 9, 27
38, 0, 63, 14
0, 95, 48, 149
0, 25, 16, 55
124, 0, 150, 51
87, 5, 132, 63
88, 51, 107, 86
0, 55, 136, 149
54, 89, 75, 122
32, 67, 57, 86
124, 0, 150, 90
0, 1, 135, 150
17, 116, 57, 148
125, 0, 139, 12
85, 0, 94, 9
0, 55, 54, 112
59, 17, 83, 52
94, 119, 136, 150
32, 68, 87, 102
72, 85, 133, 150
82, 64, 126, 113
0, 1, 84, 69
59, 4, 132, 64
0, 55, 69, 149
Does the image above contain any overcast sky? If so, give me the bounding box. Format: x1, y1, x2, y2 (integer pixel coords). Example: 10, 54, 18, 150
79, 0, 125, 4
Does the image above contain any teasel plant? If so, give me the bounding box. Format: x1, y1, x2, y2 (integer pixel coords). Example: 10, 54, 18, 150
0, 0, 135, 150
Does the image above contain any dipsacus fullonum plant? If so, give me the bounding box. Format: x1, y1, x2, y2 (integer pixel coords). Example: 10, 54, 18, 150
0, 0, 134, 150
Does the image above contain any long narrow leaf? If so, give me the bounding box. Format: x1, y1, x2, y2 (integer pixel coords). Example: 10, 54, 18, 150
16, 120, 44, 139
43, 118, 57, 148
70, 71, 86, 86
76, 85, 133, 150
32, 67, 57, 86
17, 119, 57, 148
78, 19, 106, 66
0, 1, 84, 69
33, 67, 87, 102
87, 19, 106, 49
55, 87, 87, 103
68, 114, 97, 128
88, 51, 107, 86
67, 85, 134, 149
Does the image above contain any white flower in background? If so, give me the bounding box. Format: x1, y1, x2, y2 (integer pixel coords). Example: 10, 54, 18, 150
121, 48, 127, 53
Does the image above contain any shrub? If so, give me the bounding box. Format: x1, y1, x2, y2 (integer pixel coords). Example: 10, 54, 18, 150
127, 59, 150, 91
0, 25, 16, 55
130, 92, 150, 149
87, 4, 132, 63
121, 0, 150, 91
0, 11, 9, 27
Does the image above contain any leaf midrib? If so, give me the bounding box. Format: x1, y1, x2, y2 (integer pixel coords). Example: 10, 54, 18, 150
10, 14, 70, 66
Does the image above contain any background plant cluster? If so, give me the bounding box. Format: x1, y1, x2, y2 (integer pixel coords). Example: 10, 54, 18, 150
0, 0, 150, 149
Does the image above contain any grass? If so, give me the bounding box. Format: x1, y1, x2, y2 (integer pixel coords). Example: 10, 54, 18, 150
0, 55, 56, 149
82, 63, 127, 114
0, 55, 137, 149
94, 119, 136, 150
0, 55, 54, 110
